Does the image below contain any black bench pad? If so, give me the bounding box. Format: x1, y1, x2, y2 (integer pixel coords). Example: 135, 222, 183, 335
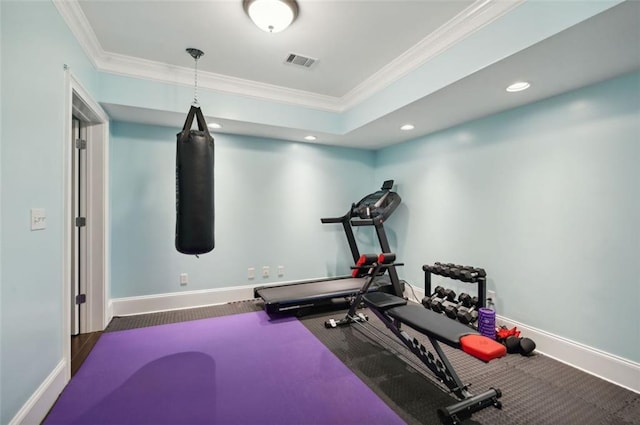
387, 305, 479, 349
363, 292, 408, 310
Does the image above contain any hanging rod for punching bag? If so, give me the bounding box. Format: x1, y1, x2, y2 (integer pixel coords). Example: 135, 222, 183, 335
175, 48, 215, 255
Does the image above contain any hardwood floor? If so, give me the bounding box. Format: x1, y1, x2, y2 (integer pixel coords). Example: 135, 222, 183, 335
70, 332, 102, 377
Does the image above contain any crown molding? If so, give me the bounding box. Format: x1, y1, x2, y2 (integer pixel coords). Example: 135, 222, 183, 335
53, 0, 524, 113
52, 0, 105, 69
97, 51, 343, 112
341, 0, 526, 109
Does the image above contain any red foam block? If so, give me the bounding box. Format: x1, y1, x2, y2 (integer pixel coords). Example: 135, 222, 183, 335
460, 334, 506, 362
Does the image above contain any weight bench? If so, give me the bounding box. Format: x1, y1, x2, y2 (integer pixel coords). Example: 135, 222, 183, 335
325, 254, 506, 425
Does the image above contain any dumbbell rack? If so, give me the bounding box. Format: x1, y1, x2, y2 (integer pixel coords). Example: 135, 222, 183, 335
422, 263, 487, 309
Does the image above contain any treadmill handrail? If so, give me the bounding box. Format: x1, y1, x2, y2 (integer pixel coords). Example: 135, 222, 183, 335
321, 210, 360, 264
321, 210, 352, 224
320, 216, 345, 224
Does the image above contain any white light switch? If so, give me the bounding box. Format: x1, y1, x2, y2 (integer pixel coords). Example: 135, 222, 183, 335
31, 208, 46, 231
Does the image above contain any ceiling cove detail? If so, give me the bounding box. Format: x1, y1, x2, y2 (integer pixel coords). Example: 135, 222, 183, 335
53, 0, 524, 113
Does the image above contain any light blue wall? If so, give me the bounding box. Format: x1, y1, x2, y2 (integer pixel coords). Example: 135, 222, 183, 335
0, 0, 637, 422
110, 122, 376, 298
0, 1, 98, 423
376, 72, 640, 362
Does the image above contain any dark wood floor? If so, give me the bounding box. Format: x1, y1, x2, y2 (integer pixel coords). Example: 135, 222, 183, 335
70, 332, 102, 377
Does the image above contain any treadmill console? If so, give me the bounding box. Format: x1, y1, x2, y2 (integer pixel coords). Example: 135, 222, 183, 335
352, 180, 401, 221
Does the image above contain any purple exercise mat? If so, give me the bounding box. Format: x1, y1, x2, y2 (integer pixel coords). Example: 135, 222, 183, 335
45, 311, 405, 425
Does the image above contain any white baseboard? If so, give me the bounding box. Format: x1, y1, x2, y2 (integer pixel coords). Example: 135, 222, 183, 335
111, 281, 640, 394
111, 285, 255, 316
110, 277, 326, 317
405, 283, 639, 393
9, 359, 67, 425
496, 316, 640, 394
106, 299, 114, 324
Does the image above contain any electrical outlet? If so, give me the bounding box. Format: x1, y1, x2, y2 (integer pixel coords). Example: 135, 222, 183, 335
277, 265, 284, 277
180, 273, 188, 286
248, 267, 255, 280
487, 290, 496, 306
262, 266, 270, 278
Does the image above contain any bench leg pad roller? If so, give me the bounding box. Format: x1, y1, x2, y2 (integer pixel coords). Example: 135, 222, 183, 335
437, 388, 502, 425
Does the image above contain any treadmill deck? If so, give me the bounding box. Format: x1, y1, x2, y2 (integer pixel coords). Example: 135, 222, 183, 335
255, 277, 370, 314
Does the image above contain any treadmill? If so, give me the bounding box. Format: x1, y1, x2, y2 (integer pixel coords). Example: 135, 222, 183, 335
254, 180, 404, 314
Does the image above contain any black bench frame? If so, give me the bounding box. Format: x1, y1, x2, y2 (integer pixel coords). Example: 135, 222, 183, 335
325, 256, 502, 425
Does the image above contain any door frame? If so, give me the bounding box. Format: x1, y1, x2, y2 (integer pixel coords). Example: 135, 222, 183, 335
63, 70, 110, 380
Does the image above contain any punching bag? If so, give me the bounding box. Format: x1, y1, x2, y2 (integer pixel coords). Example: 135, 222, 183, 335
175, 105, 215, 255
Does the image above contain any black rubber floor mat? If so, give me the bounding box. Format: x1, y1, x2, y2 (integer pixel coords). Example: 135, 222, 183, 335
299, 306, 640, 425
105, 300, 262, 332
299, 309, 482, 425
104, 300, 640, 425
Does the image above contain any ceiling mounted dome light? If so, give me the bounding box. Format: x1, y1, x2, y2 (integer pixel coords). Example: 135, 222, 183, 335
243, 0, 299, 33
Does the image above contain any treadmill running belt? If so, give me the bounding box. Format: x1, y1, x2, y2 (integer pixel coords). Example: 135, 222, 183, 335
257, 277, 366, 304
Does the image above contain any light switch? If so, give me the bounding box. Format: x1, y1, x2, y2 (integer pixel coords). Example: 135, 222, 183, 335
31, 208, 46, 231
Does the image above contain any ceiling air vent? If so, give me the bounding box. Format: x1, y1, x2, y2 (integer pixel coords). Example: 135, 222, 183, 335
285, 53, 317, 68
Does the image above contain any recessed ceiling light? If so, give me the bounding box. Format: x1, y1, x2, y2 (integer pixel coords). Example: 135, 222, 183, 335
304, 135, 317, 141
400, 124, 415, 131
506, 81, 531, 92
207, 122, 222, 129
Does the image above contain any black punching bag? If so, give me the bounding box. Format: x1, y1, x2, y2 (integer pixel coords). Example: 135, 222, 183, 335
175, 105, 215, 255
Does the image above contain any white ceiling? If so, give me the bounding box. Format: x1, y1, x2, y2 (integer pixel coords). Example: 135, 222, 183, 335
63, 0, 640, 149
80, 0, 475, 98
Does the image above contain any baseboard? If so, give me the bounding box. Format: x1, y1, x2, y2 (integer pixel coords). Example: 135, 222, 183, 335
496, 316, 640, 394
405, 283, 639, 394
9, 359, 67, 425
110, 286, 253, 316
106, 299, 114, 324
111, 282, 640, 393
110, 277, 326, 317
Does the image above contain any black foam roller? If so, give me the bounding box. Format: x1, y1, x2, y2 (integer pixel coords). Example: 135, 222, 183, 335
175, 106, 215, 255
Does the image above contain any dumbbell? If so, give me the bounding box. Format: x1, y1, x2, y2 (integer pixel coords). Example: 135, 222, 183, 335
422, 286, 446, 310
422, 285, 446, 309
430, 263, 450, 276
446, 267, 465, 280
444, 298, 461, 319
456, 293, 479, 324
445, 266, 485, 282
429, 263, 454, 278
459, 267, 487, 282
440, 264, 464, 279
442, 291, 474, 319
430, 288, 457, 314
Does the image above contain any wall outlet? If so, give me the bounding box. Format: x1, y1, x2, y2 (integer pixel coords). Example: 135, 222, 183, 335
487, 290, 496, 306
180, 273, 188, 285
262, 266, 270, 278
277, 265, 284, 277
248, 267, 255, 280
